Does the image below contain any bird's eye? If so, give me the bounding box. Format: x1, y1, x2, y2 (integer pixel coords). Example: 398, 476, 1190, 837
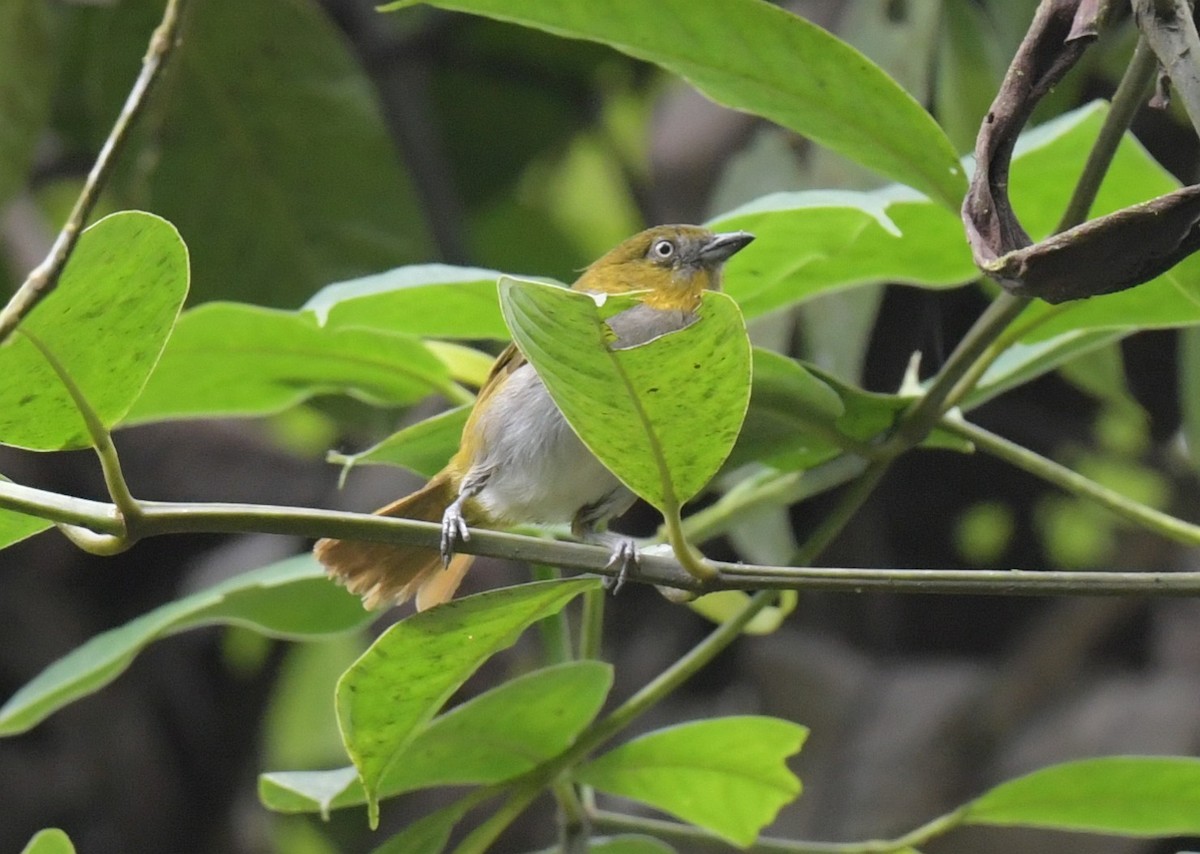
650, 239, 675, 260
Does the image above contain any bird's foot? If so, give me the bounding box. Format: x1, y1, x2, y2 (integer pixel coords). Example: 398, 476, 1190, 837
601, 537, 639, 595
440, 501, 470, 566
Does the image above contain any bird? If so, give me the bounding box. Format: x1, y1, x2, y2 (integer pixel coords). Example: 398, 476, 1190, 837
315, 224, 755, 611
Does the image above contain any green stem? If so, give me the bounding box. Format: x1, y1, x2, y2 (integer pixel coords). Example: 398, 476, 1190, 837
681, 456, 869, 545
18, 331, 141, 557
940, 33, 1159, 411
590, 806, 965, 853
6, 481, 1200, 595
944, 415, 1200, 545
1057, 36, 1157, 231
450, 591, 776, 852
0, 0, 188, 345
791, 459, 889, 565
531, 565, 573, 665
664, 505, 716, 581
553, 780, 590, 854
578, 588, 605, 660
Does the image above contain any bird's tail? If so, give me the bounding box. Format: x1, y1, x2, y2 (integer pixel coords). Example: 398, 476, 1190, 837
314, 472, 474, 611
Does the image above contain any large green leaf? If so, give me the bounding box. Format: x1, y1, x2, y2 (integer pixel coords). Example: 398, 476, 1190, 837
0, 0, 55, 210
0, 555, 370, 736
0, 211, 189, 450
261, 660, 612, 816
729, 349, 969, 472
337, 578, 599, 825
711, 185, 972, 320
108, 0, 432, 306
499, 280, 751, 511
381, 0, 966, 208
20, 829, 75, 854
304, 265, 528, 340
0, 475, 52, 549
963, 756, 1200, 835
370, 799, 474, 854
575, 716, 806, 847
330, 405, 470, 481
126, 303, 456, 424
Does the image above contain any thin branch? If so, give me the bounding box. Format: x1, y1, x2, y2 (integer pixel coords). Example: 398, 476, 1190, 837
0, 0, 188, 345
943, 415, 1200, 545
4, 480, 1200, 595
590, 806, 966, 854
1057, 35, 1158, 230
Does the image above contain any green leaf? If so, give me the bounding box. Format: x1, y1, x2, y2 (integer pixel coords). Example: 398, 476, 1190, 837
20, 829, 75, 854
0, 476, 52, 549
963, 756, 1200, 835
499, 280, 751, 511
370, 799, 474, 854
304, 265, 528, 340
330, 405, 470, 481
127, 303, 453, 424
336, 578, 599, 826
381, 0, 965, 208
0, 555, 371, 736
729, 350, 970, 471
110, 0, 432, 306
935, 0, 1006, 153
575, 716, 806, 847
0, 0, 56, 209
709, 185, 973, 321
261, 660, 613, 816
688, 590, 798, 635
962, 103, 1200, 397
0, 211, 189, 450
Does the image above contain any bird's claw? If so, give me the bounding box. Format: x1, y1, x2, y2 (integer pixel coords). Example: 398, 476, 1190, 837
602, 538, 639, 595
440, 504, 470, 566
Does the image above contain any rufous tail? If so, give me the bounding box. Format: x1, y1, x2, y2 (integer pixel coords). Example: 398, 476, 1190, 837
314, 472, 475, 611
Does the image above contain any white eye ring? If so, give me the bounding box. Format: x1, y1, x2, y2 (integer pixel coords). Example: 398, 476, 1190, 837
651, 239, 675, 259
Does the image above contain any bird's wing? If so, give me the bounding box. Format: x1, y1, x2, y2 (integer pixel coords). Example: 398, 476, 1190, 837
472, 341, 527, 410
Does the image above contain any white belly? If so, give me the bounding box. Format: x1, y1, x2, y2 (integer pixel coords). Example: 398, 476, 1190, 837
465, 303, 693, 528
470, 363, 629, 526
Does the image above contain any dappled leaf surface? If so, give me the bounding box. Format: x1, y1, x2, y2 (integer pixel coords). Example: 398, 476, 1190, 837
499, 280, 751, 511
0, 212, 188, 450
337, 579, 599, 824
576, 716, 806, 846
382, 0, 965, 207
127, 303, 454, 423
261, 661, 612, 815
305, 265, 527, 340
330, 405, 471, 480
0, 556, 369, 736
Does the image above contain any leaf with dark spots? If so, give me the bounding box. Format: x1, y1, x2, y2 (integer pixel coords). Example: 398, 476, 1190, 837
982, 185, 1200, 302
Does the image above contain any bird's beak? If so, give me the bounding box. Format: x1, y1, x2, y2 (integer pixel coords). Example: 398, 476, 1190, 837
699, 231, 755, 264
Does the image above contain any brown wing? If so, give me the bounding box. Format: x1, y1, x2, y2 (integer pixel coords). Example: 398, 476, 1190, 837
468, 341, 526, 414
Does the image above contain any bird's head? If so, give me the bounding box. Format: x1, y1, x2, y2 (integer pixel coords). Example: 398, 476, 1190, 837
573, 224, 754, 311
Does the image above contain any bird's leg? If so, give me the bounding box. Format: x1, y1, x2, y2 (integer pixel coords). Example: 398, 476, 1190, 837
595, 533, 639, 595
441, 471, 488, 566
573, 492, 639, 593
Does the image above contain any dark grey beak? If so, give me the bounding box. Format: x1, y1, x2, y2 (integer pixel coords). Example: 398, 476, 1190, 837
699, 231, 755, 264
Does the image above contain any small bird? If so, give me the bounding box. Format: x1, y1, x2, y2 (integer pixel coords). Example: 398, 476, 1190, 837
315, 224, 754, 610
